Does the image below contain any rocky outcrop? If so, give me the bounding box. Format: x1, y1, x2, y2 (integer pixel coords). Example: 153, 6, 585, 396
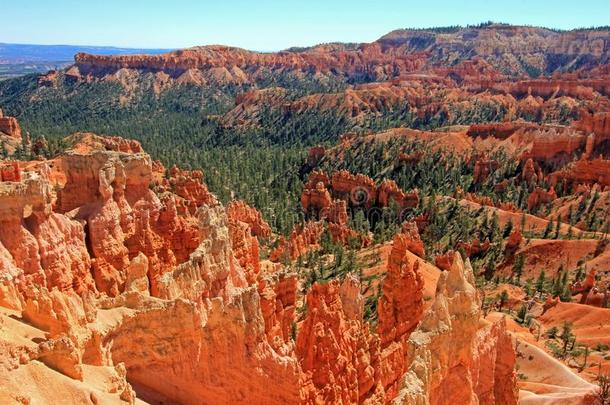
74, 43, 426, 84
376, 231, 425, 397
0, 134, 307, 404
549, 157, 610, 189
297, 277, 385, 404
527, 186, 557, 211
162, 165, 217, 211
0, 131, 524, 403
72, 26, 610, 88
301, 181, 332, 216
379, 25, 610, 77
574, 111, 610, 149
303, 170, 419, 214
467, 122, 535, 140
458, 238, 491, 258
506, 229, 523, 250
521, 158, 543, 185
0, 161, 20, 182
377, 179, 419, 208
227, 200, 267, 283
331, 170, 378, 208
227, 200, 272, 238
394, 252, 518, 405
0, 112, 21, 140
270, 221, 325, 262
473, 157, 499, 184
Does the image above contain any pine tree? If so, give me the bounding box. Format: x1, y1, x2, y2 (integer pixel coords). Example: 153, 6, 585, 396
503, 219, 513, 238
517, 304, 528, 324
536, 270, 546, 292
498, 290, 509, 311
543, 218, 553, 239
513, 254, 525, 283
560, 321, 575, 356
554, 218, 561, 239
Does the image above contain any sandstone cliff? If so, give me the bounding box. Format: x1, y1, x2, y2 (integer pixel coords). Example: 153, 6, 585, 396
0, 134, 518, 404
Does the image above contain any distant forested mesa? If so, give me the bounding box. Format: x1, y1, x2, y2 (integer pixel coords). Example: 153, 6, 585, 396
0, 42, 172, 79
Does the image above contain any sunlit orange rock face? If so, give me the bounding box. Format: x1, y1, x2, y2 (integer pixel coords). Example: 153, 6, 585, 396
0, 133, 303, 404
527, 186, 557, 211
0, 111, 21, 140
378, 179, 419, 208
227, 200, 271, 282
270, 221, 325, 262
473, 157, 499, 184
298, 227, 425, 403
74, 43, 427, 83
458, 238, 491, 258
72, 25, 610, 87
396, 252, 518, 405
301, 181, 332, 215
302, 169, 419, 214
574, 111, 610, 147
0, 161, 20, 181
0, 133, 522, 404
376, 231, 425, 398
549, 157, 610, 188
297, 277, 385, 404
50, 139, 202, 297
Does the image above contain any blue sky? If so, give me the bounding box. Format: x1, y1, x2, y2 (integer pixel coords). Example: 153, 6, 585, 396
4, 0, 610, 50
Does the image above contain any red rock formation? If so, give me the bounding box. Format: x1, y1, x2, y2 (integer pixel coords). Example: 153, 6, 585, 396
397, 252, 518, 405
473, 157, 499, 184
301, 181, 332, 215
297, 224, 430, 401
227, 201, 265, 283
38, 69, 59, 85
549, 157, 610, 189
0, 161, 20, 182
519, 126, 587, 162
458, 238, 491, 257
521, 158, 543, 185
377, 231, 425, 394
527, 186, 557, 211
325, 199, 348, 225
258, 271, 297, 348
570, 268, 600, 305
331, 170, 377, 207
467, 122, 535, 140
0, 169, 96, 294
0, 129, 524, 403
0, 114, 21, 139
226, 200, 271, 238
303, 171, 419, 216
377, 179, 419, 208
164, 165, 217, 211
574, 111, 610, 150
74, 43, 427, 83
304, 170, 330, 189
297, 277, 385, 404
0, 135, 306, 404
506, 229, 523, 250
435, 252, 454, 271
327, 222, 371, 248
398, 221, 425, 258
65, 132, 144, 154
270, 221, 325, 262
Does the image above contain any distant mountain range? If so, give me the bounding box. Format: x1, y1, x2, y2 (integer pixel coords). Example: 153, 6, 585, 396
0, 43, 171, 79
